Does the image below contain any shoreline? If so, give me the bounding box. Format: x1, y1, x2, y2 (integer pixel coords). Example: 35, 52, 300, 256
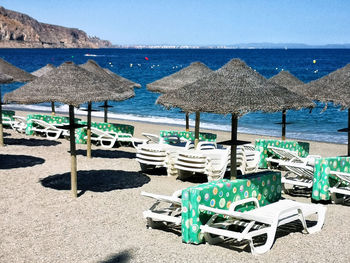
4, 105, 347, 147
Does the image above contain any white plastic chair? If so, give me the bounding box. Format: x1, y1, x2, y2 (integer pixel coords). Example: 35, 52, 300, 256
199, 198, 326, 255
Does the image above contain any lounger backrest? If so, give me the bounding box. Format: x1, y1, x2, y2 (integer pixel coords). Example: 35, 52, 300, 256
255, 139, 310, 168
1, 110, 15, 126
181, 171, 282, 244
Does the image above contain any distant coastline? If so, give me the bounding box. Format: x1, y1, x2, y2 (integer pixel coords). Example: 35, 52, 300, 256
112, 43, 350, 49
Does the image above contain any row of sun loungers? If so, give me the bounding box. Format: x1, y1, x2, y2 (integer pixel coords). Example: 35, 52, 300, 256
4, 111, 350, 202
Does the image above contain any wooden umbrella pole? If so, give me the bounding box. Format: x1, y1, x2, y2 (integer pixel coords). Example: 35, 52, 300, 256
230, 114, 238, 179
0, 89, 3, 147
348, 108, 350, 156
87, 102, 92, 159
185, 112, 189, 132
282, 109, 286, 141
104, 100, 108, 123
51, 102, 55, 115
69, 105, 78, 198
194, 111, 200, 148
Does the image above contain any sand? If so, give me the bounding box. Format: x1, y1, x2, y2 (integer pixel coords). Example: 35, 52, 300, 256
0, 110, 349, 263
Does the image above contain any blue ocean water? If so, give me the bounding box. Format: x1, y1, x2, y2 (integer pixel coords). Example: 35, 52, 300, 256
1, 48, 350, 144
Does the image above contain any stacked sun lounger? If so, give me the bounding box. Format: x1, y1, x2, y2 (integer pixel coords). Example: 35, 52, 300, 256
142, 170, 327, 255
136, 130, 217, 176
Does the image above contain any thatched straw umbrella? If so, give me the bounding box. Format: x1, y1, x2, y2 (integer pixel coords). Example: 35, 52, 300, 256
147, 62, 213, 132
0, 58, 36, 146
80, 60, 137, 158
268, 71, 305, 140
99, 67, 141, 122
0, 73, 14, 146
32, 64, 56, 114
4, 61, 134, 198
293, 63, 350, 155
157, 59, 314, 179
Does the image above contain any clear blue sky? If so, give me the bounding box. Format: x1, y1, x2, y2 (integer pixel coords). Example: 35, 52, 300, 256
2, 0, 350, 45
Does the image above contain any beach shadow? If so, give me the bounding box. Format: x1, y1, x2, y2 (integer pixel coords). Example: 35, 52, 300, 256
3, 132, 10, 137
75, 149, 135, 159
0, 154, 45, 169
140, 167, 168, 176
4, 138, 61, 147
40, 170, 150, 196
99, 250, 132, 263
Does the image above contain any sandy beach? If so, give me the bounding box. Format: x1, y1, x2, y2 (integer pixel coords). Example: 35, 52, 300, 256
1, 110, 349, 263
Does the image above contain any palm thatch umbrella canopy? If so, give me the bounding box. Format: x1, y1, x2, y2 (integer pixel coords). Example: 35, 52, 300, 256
147, 62, 213, 131
0, 58, 35, 146
0, 73, 13, 83
80, 59, 138, 158
4, 61, 134, 197
157, 58, 314, 179
32, 63, 56, 77
268, 71, 305, 140
294, 63, 350, 155
32, 64, 57, 114
0, 58, 35, 82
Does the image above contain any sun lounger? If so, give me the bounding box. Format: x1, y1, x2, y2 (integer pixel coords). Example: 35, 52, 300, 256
10, 115, 27, 133
199, 198, 326, 255
141, 190, 182, 228
266, 146, 320, 167
30, 119, 66, 140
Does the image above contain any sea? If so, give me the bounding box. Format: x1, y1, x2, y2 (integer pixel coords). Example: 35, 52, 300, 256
1, 48, 350, 144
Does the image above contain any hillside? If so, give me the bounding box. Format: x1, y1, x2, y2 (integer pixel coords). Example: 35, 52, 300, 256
0, 6, 112, 48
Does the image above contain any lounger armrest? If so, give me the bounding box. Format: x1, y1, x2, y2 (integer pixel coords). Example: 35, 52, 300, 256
229, 197, 260, 212
199, 205, 244, 219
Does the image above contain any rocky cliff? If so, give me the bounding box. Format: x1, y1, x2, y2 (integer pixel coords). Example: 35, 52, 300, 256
0, 6, 112, 48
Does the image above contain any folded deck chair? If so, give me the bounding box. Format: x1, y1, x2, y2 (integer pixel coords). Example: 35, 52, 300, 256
328, 171, 350, 203
141, 190, 182, 228
30, 119, 66, 140
199, 198, 326, 255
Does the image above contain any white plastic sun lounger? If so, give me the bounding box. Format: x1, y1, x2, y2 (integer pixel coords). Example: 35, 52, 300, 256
10, 115, 27, 133
279, 160, 315, 192
199, 198, 326, 255
141, 190, 182, 228
266, 146, 320, 167
30, 119, 66, 140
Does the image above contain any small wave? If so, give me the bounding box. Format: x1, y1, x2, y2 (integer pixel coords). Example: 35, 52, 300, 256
84, 54, 104, 57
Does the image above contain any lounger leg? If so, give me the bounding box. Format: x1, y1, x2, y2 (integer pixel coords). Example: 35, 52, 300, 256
303, 206, 327, 234
249, 223, 277, 255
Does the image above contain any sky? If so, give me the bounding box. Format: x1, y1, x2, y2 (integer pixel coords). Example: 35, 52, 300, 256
2, 0, 350, 46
